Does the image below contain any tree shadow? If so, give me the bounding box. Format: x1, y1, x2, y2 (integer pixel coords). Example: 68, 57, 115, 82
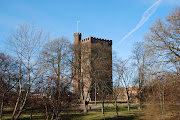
100, 112, 143, 120
92, 105, 139, 112
4, 113, 85, 120
60, 113, 88, 120
100, 115, 142, 120
4, 116, 46, 120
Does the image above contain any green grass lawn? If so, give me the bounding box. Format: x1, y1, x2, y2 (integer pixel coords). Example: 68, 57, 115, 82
2, 112, 46, 120
2, 103, 143, 120
67, 111, 141, 120
68, 104, 142, 120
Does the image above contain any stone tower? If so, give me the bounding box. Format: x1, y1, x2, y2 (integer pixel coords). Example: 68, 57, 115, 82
73, 33, 112, 101
73, 33, 81, 94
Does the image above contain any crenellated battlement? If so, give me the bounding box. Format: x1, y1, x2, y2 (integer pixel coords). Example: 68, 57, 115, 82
81, 36, 112, 45
81, 37, 91, 42
74, 33, 81, 35
91, 37, 112, 42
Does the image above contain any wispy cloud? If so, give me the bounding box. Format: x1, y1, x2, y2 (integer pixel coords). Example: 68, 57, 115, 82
119, 0, 162, 43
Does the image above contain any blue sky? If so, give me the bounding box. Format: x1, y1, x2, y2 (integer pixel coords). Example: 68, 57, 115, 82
0, 0, 179, 59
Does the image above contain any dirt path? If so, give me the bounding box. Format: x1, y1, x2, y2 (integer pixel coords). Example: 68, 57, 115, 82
78, 104, 108, 111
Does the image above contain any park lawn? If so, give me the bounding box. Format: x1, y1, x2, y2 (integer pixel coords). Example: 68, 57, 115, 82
2, 112, 46, 120
70, 111, 141, 120
70, 104, 142, 120
2, 113, 46, 120
2, 103, 143, 120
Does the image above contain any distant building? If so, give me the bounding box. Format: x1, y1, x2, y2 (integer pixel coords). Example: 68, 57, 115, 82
117, 86, 139, 103
73, 33, 113, 101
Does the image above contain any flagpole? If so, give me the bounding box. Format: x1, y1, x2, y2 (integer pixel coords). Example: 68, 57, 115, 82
77, 21, 78, 33
77, 21, 80, 33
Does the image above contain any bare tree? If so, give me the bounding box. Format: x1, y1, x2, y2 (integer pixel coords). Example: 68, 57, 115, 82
145, 7, 180, 66
113, 79, 121, 117
132, 42, 148, 110
112, 52, 121, 117
0, 53, 18, 120
40, 37, 74, 120
140, 7, 180, 119
7, 23, 48, 120
114, 59, 136, 112
143, 74, 180, 119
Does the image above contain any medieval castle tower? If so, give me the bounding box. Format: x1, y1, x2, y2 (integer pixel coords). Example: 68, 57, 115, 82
73, 33, 113, 101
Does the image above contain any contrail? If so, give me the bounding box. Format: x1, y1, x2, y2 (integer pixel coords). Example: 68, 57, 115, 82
119, 0, 162, 43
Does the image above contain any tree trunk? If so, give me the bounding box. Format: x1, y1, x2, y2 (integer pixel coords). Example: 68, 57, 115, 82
115, 96, 118, 117
126, 88, 130, 112
15, 57, 31, 120
12, 82, 22, 120
127, 99, 130, 112
139, 93, 142, 110
139, 68, 142, 110
102, 100, 104, 114
12, 42, 22, 120
161, 85, 165, 120
0, 93, 5, 120
45, 103, 49, 120
15, 88, 29, 120
84, 100, 88, 113
51, 109, 55, 120
30, 107, 33, 119
84, 104, 88, 113
51, 113, 54, 120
